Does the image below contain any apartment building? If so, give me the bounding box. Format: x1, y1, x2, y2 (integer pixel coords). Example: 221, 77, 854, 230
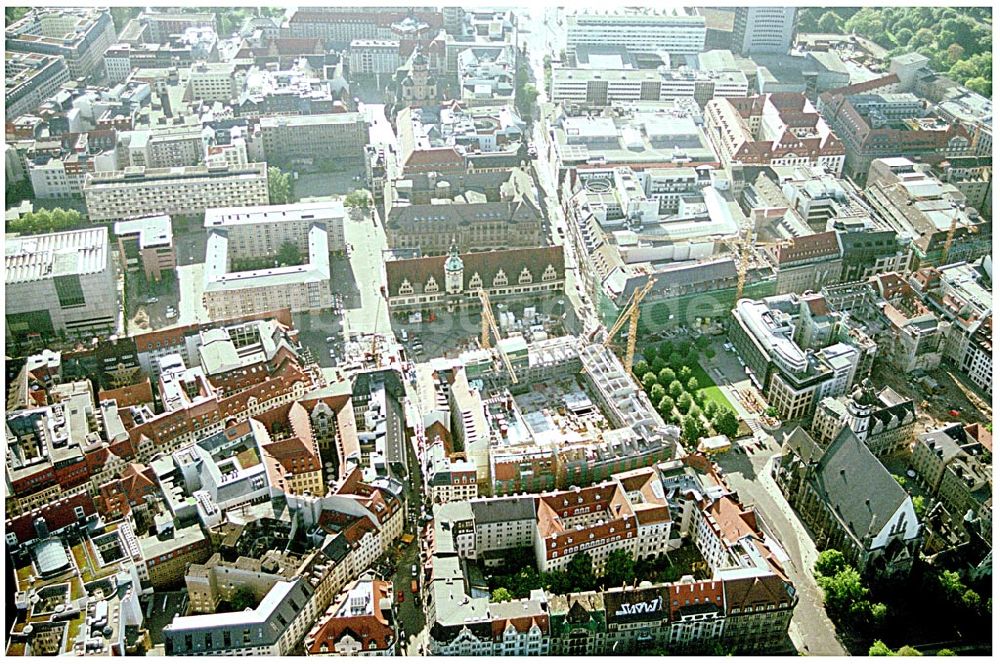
5, 8, 117, 79
5, 227, 118, 341
5, 52, 70, 119
705, 93, 846, 176
549, 66, 748, 108
118, 126, 207, 169
188, 62, 239, 103
348, 39, 401, 75
565, 10, 707, 57
304, 576, 398, 655
202, 202, 343, 319
83, 163, 269, 223
258, 113, 368, 164
912, 425, 992, 523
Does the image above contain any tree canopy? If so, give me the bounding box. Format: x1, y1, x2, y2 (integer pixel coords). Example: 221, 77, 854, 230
7, 208, 85, 235
267, 166, 292, 204
799, 8, 992, 94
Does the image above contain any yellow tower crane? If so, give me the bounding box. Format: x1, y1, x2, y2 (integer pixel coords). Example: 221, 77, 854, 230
733, 227, 793, 302
478, 289, 519, 384
941, 205, 979, 265
603, 275, 655, 376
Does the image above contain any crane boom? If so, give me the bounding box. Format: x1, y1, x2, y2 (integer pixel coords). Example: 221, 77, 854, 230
478, 289, 519, 384
604, 276, 654, 374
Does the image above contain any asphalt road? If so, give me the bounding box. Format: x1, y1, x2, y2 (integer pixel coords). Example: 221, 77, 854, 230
715, 444, 847, 656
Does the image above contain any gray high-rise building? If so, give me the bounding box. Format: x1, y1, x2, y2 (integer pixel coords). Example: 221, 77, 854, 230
732, 7, 797, 55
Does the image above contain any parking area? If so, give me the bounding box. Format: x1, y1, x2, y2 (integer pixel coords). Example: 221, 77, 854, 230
143, 591, 187, 648
294, 171, 366, 201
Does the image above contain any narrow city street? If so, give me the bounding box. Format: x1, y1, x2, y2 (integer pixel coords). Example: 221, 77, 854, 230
716, 446, 847, 656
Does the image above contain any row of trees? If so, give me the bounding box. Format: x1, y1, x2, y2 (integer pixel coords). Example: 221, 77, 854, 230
8, 208, 86, 235
635, 338, 739, 443
798, 8, 992, 97
813, 550, 887, 636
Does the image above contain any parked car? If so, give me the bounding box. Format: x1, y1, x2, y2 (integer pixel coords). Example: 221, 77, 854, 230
411, 564, 417, 577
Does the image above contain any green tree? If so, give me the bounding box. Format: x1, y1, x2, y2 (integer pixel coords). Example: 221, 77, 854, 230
814, 549, 848, 578
965, 77, 991, 97
267, 166, 292, 204
704, 400, 719, 419
657, 396, 675, 420
603, 549, 635, 588
657, 367, 676, 386
695, 336, 710, 350
946, 43, 966, 65
650, 357, 667, 374
689, 405, 702, 421
705, 348, 716, 360
764, 406, 779, 419
276, 241, 302, 267
230, 587, 257, 611
681, 415, 705, 445
686, 377, 699, 394
491, 587, 513, 602
668, 380, 684, 399
642, 372, 658, 392
677, 391, 693, 414
938, 570, 966, 604
678, 366, 692, 382
818, 567, 867, 619
658, 340, 674, 358
912, 495, 926, 519
937, 649, 957, 656
643, 347, 658, 364
869, 640, 894, 656
649, 383, 667, 404
344, 189, 372, 219
817, 11, 844, 33
895, 646, 922, 657
632, 360, 650, 378
564, 553, 595, 593
668, 352, 685, 370
712, 409, 739, 438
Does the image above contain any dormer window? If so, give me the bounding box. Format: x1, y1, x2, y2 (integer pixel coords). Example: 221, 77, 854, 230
399, 279, 414, 296
493, 269, 508, 287
425, 276, 440, 293
542, 264, 558, 281
469, 272, 483, 290
518, 267, 533, 284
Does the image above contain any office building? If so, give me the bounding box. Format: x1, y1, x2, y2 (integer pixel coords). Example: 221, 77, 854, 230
113, 215, 176, 282
565, 9, 706, 57
5, 227, 118, 341
5, 8, 116, 79
729, 293, 869, 420
731, 8, 797, 56
705, 93, 846, 176
5, 52, 70, 119
549, 66, 748, 108
258, 113, 368, 165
